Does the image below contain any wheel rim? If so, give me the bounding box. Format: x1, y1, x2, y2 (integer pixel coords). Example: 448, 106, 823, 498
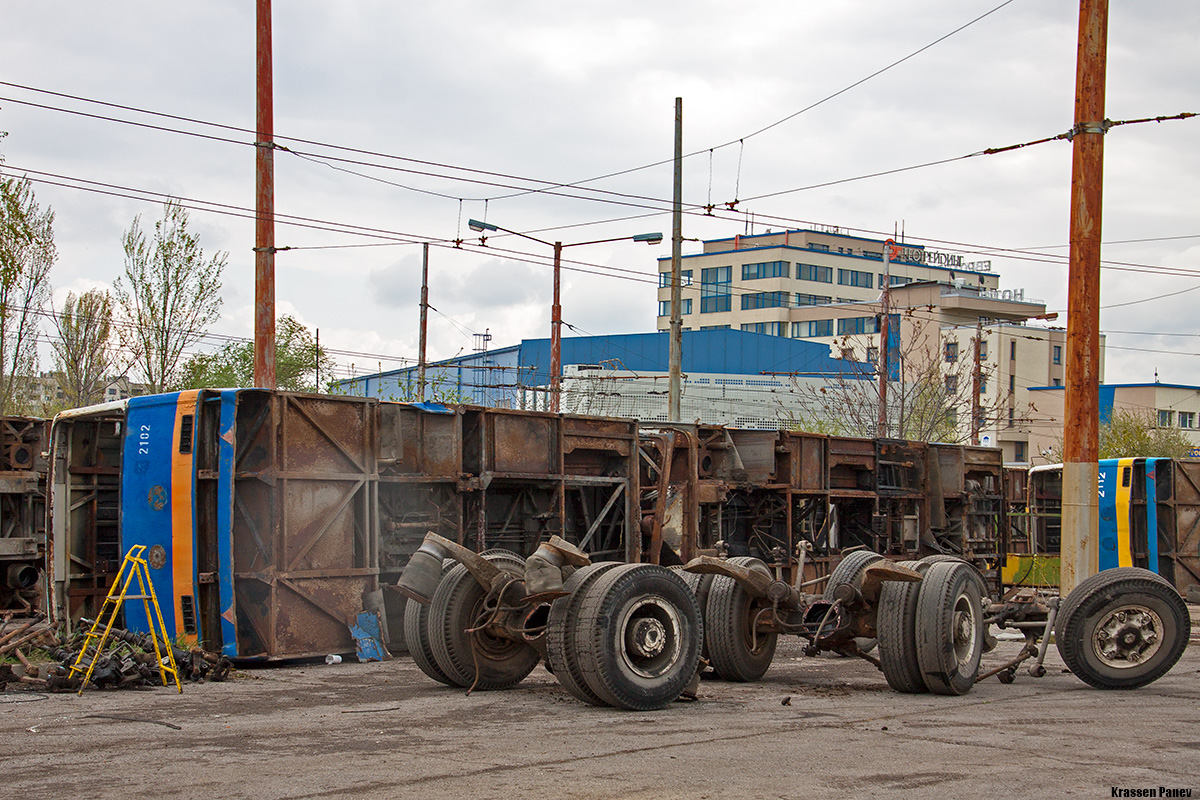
951, 592, 978, 669
617, 594, 682, 679
471, 577, 527, 660
1091, 604, 1164, 669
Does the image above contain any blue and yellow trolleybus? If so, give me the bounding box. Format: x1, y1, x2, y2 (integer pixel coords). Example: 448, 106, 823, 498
1004, 457, 1200, 595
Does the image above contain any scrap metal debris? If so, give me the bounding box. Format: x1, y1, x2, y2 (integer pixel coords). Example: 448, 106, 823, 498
1, 621, 232, 693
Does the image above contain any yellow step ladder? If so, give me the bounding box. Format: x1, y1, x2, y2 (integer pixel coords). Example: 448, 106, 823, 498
69, 544, 183, 695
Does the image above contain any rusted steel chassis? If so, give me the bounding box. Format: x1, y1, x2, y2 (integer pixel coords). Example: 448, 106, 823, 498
398, 532, 927, 703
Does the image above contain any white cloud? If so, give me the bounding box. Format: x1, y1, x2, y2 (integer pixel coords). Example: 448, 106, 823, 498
1, 0, 1197, 384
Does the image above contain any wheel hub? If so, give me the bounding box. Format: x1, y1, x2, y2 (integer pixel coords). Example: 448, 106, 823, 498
951, 594, 978, 667
954, 611, 973, 646
617, 596, 682, 679
628, 618, 667, 658
1093, 604, 1163, 668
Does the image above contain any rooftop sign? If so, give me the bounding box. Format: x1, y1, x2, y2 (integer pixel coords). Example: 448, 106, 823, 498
886, 239, 965, 269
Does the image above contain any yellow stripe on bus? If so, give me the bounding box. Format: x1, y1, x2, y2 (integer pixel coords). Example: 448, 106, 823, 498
1116, 457, 1134, 568
172, 390, 199, 644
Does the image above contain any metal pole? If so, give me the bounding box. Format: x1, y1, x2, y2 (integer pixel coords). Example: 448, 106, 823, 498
668, 97, 684, 422
877, 244, 891, 438
418, 242, 430, 401
971, 317, 983, 446
1061, 0, 1108, 594
253, 0, 276, 389
550, 241, 563, 413
315, 328, 319, 391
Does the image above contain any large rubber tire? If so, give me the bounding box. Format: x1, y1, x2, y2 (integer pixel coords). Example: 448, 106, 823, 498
825, 550, 884, 654
914, 560, 984, 695
877, 560, 926, 694
404, 558, 458, 686
545, 562, 622, 705
919, 554, 997, 653
428, 552, 539, 690
678, 569, 715, 669
574, 563, 702, 711
706, 556, 777, 682
1055, 567, 1189, 689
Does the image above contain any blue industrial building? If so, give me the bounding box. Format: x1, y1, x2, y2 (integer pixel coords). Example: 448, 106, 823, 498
333, 328, 869, 409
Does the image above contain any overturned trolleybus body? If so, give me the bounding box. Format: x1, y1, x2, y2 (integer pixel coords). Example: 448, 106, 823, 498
1004, 458, 1200, 596
43, 390, 1190, 707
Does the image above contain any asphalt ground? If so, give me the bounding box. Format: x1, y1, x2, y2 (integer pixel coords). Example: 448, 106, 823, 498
2, 607, 1197, 800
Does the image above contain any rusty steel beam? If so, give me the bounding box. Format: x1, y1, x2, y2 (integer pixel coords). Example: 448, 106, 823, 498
254, 0, 276, 389
1061, 0, 1108, 594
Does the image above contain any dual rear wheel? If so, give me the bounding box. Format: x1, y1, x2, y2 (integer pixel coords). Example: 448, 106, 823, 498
878, 559, 984, 695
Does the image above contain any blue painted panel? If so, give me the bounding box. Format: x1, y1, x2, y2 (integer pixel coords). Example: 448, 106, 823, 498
1145, 458, 1160, 574
217, 391, 240, 656
1097, 460, 1119, 571
1098, 385, 1116, 424
121, 393, 184, 635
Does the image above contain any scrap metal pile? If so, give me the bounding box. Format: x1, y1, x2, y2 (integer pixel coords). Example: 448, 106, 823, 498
0, 614, 231, 693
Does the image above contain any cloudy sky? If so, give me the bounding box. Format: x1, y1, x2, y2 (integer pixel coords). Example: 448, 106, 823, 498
1, 1, 1197, 386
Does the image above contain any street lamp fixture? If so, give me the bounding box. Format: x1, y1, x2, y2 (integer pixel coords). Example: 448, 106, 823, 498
465, 220, 663, 412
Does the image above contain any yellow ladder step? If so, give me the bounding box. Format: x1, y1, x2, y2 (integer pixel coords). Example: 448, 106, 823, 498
68, 544, 183, 695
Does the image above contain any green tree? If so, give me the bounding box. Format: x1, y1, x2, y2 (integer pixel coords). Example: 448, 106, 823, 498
114, 200, 226, 393
177, 315, 335, 392
1100, 408, 1193, 459
51, 288, 122, 408
0, 170, 55, 415
1047, 408, 1195, 461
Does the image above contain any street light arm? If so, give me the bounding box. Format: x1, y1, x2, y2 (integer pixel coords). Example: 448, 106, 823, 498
561, 232, 664, 248
466, 219, 553, 247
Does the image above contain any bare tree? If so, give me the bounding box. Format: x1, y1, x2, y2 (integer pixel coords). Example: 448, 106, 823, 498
114, 200, 226, 393
791, 313, 1015, 444
0, 172, 55, 415
51, 288, 125, 408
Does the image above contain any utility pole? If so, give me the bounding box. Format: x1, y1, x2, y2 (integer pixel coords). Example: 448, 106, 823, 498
668, 97, 684, 422
877, 243, 891, 438
1061, 0, 1109, 594
971, 317, 983, 445
253, 0, 276, 388
315, 328, 320, 390
550, 241, 564, 413
418, 242, 430, 402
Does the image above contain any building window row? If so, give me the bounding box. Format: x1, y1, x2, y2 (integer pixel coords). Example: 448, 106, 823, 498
658, 269, 693, 288
793, 319, 833, 338
797, 263, 833, 284
796, 292, 833, 306
838, 268, 873, 289
741, 321, 787, 337
837, 316, 878, 336
741, 291, 790, 310
658, 298, 693, 316
742, 260, 790, 280
700, 266, 732, 313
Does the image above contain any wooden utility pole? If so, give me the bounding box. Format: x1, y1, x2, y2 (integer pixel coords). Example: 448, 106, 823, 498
253, 0, 276, 388
877, 244, 891, 438
1061, 0, 1108, 594
550, 241, 564, 413
417, 242, 430, 401
668, 97, 684, 422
